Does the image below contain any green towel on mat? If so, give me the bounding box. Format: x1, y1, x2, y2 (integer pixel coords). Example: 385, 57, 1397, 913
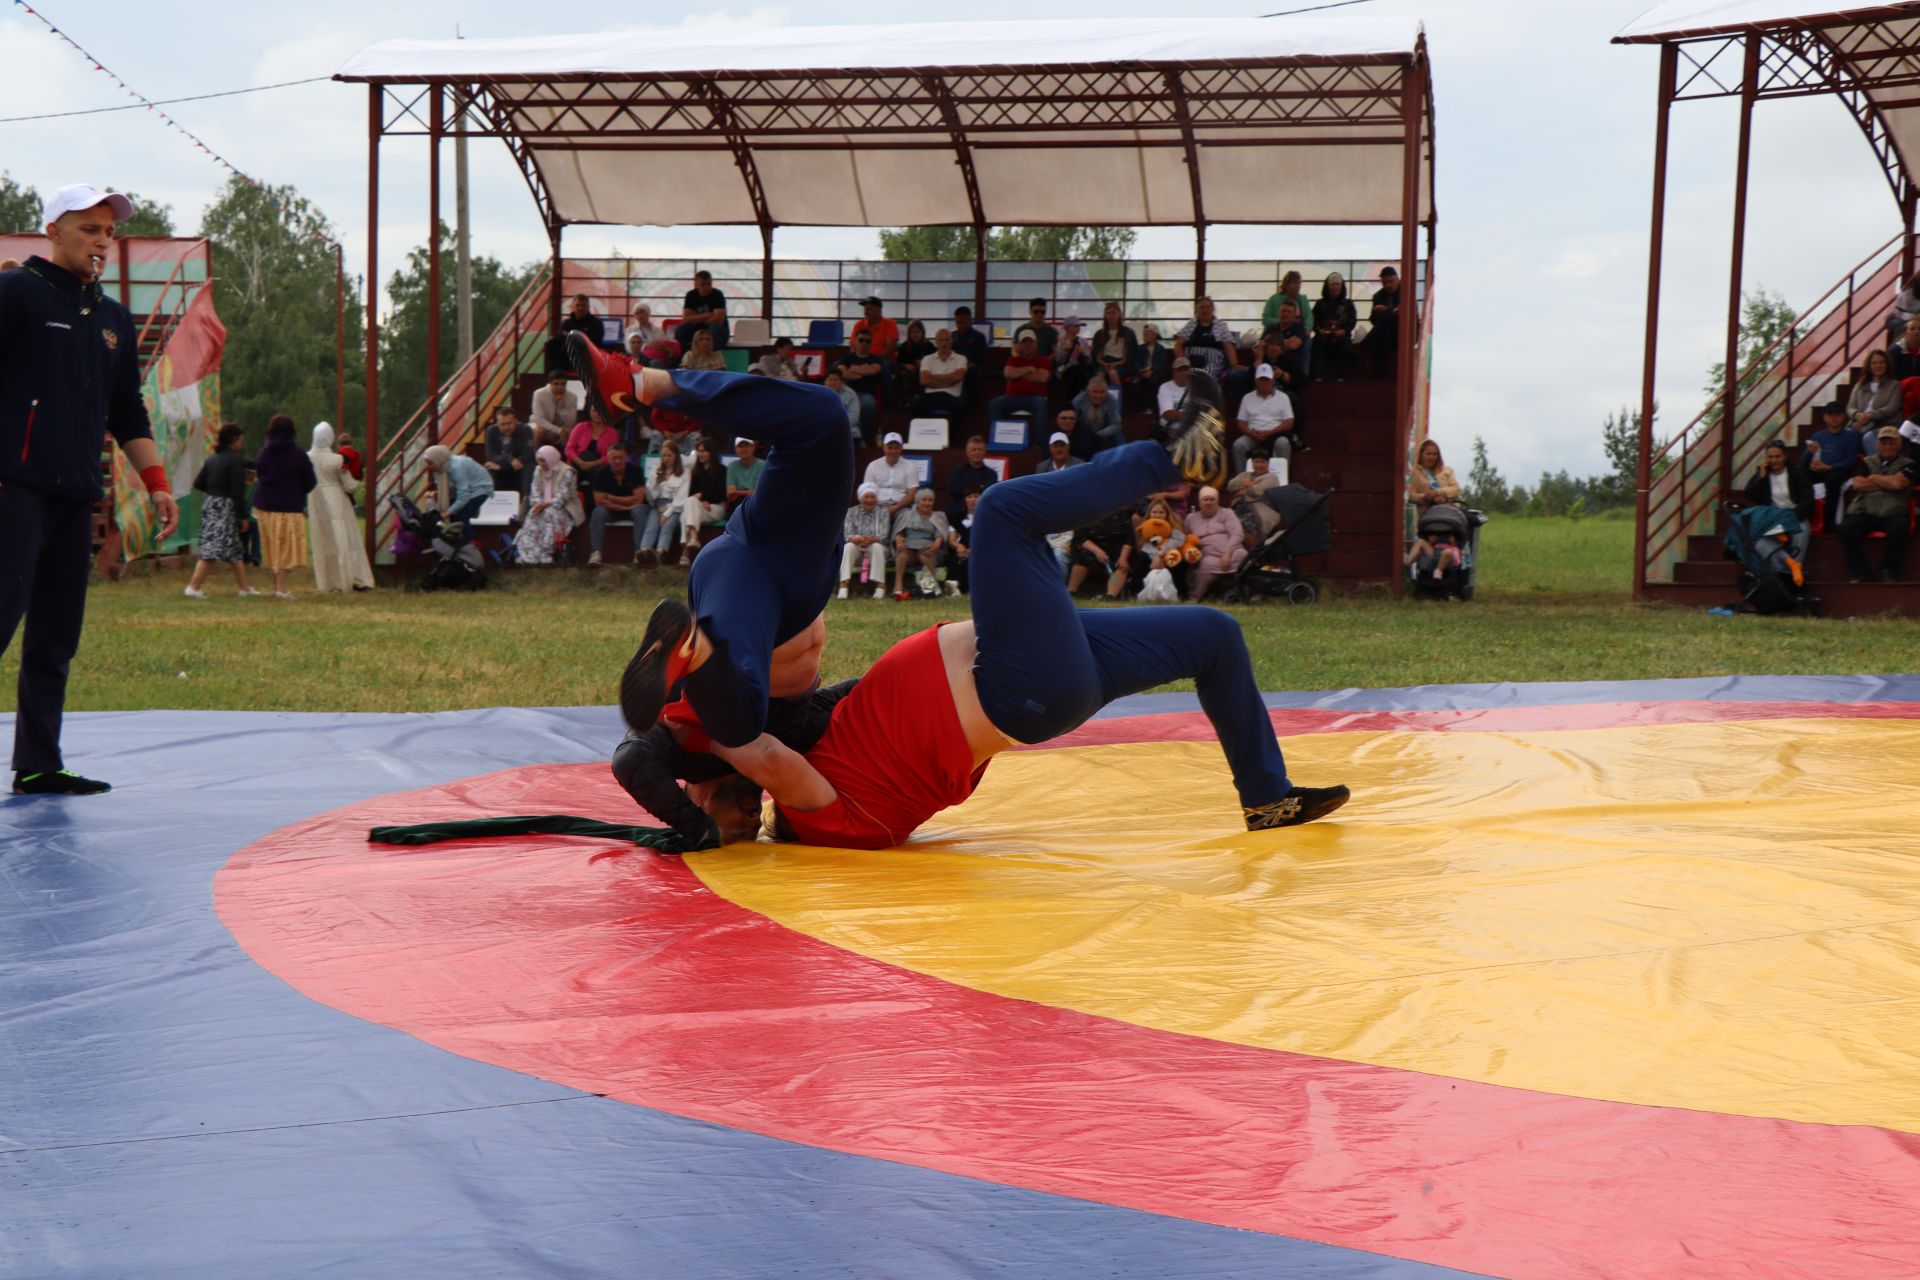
368, 813, 719, 854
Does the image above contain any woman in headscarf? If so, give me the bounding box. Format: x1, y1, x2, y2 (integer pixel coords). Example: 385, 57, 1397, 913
184, 423, 259, 599
251, 414, 317, 599
307, 422, 374, 593
423, 442, 493, 538
513, 445, 581, 565
1311, 272, 1358, 381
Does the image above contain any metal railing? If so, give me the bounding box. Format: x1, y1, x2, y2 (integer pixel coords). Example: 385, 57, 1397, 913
559, 256, 1424, 342
1639, 232, 1903, 585
371, 263, 553, 557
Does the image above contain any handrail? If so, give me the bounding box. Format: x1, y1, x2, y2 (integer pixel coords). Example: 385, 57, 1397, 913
1640, 231, 1903, 581
132, 236, 212, 369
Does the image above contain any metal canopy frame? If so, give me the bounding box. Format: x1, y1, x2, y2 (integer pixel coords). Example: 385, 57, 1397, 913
1618, 8, 1920, 597
342, 33, 1437, 572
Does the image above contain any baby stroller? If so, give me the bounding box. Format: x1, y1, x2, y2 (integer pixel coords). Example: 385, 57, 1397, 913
1723, 504, 1817, 616
1408, 503, 1487, 601
1237, 484, 1333, 605
390, 493, 488, 592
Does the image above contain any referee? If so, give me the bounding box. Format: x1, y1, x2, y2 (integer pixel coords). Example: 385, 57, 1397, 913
0, 184, 177, 796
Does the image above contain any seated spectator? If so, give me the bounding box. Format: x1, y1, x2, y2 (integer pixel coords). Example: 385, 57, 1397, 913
1742, 439, 1815, 558
985, 333, 1051, 428
910, 327, 969, 431
891, 488, 951, 599
1070, 376, 1124, 457
483, 405, 534, 494
679, 438, 728, 564
628, 304, 663, 349
945, 435, 998, 522
623, 328, 655, 366
1265, 302, 1310, 391
1806, 399, 1866, 523
637, 437, 688, 564
823, 368, 861, 440
336, 428, 364, 481
680, 325, 728, 373
531, 371, 580, 446
1888, 272, 1920, 342
752, 336, 802, 380
1362, 266, 1403, 376
1312, 272, 1358, 381
1134, 323, 1172, 410
951, 305, 992, 399
1228, 448, 1284, 542
1066, 504, 1136, 599
1037, 421, 1084, 473
673, 270, 729, 351
834, 330, 886, 442
1174, 296, 1239, 381
1156, 357, 1195, 439
585, 442, 644, 566
1892, 316, 1920, 380
1234, 365, 1297, 470
852, 295, 900, 358
1054, 317, 1095, 398
947, 486, 981, 596
1850, 349, 1901, 433
565, 409, 618, 475
1011, 297, 1059, 356
1409, 438, 1462, 513
862, 432, 917, 515
1133, 495, 1195, 599
1262, 270, 1311, 333
545, 293, 602, 372
513, 445, 582, 565
1185, 484, 1249, 602
726, 437, 764, 509
894, 320, 934, 400
1091, 302, 1138, 390
839, 482, 891, 599
1838, 427, 1918, 581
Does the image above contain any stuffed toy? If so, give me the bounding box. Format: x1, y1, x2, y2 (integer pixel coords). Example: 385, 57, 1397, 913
1137, 517, 1200, 570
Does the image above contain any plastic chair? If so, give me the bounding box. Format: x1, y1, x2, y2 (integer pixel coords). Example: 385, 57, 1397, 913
722, 348, 751, 373
807, 319, 845, 347
731, 316, 771, 347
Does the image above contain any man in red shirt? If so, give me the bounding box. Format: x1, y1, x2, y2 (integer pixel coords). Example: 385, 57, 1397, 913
667, 375, 1348, 850
985, 333, 1052, 431
850, 295, 899, 358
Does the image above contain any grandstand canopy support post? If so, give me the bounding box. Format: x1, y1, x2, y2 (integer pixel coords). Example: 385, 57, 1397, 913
1719, 33, 1760, 510
1634, 42, 1676, 602
1903, 185, 1917, 284
1391, 47, 1426, 598
974, 225, 988, 321
761, 226, 774, 323
335, 245, 347, 433
427, 86, 444, 437
548, 220, 563, 339
363, 84, 382, 571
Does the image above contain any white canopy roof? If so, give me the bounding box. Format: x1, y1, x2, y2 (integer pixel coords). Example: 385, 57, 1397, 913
1617, 1, 1920, 41
337, 17, 1434, 232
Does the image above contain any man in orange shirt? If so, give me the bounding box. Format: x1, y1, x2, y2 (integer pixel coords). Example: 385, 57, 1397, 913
850, 295, 899, 357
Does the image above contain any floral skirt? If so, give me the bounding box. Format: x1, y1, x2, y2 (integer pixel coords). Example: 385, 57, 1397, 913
197, 495, 244, 562
258, 510, 308, 572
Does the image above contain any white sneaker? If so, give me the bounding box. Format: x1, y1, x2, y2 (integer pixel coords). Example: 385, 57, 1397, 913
872, 585, 886, 599
946, 581, 961, 597
182, 585, 206, 599
837, 585, 849, 600
236, 587, 262, 597
588, 551, 603, 566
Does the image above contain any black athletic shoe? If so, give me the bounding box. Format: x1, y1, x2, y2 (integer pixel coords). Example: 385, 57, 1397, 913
1244, 784, 1350, 830
1167, 368, 1227, 487
12, 769, 112, 796
619, 598, 696, 735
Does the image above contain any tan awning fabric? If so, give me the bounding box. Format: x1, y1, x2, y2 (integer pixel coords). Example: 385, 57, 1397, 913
338, 17, 1434, 230
1616, 1, 1920, 41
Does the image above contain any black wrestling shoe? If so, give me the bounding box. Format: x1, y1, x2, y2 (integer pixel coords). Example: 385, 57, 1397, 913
1166, 368, 1227, 487
1244, 784, 1349, 830
619, 597, 696, 735
13, 769, 112, 796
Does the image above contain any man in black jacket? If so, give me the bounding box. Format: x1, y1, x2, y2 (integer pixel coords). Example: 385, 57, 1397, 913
0, 185, 178, 795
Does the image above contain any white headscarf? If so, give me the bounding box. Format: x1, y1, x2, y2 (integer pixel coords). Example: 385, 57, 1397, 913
310, 421, 335, 453
423, 444, 453, 509
532, 444, 565, 505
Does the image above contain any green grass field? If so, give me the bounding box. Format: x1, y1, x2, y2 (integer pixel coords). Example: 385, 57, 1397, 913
2, 514, 1907, 714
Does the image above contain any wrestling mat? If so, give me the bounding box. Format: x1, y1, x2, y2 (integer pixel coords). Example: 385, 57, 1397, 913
5, 675, 1920, 1279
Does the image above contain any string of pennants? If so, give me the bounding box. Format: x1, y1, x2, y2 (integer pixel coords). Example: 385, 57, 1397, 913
11, 0, 343, 255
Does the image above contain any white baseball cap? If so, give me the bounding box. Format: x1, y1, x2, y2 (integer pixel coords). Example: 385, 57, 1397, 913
882, 431, 904, 445
733, 436, 753, 447
1048, 432, 1071, 446
1255, 363, 1276, 380
45, 183, 133, 224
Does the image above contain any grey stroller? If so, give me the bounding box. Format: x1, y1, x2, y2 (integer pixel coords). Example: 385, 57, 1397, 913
1409, 503, 1486, 601
1236, 484, 1333, 605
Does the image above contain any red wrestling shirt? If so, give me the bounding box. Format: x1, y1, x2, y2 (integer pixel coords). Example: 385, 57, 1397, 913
782, 625, 986, 850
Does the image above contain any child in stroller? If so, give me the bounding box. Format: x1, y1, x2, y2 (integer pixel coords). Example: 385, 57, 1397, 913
1722, 504, 1817, 616
1407, 503, 1486, 601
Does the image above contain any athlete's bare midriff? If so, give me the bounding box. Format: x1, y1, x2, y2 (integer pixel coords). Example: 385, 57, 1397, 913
936, 620, 1009, 766
768, 614, 826, 698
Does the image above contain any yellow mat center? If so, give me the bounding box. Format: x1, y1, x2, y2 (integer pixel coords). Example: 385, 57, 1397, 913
692, 718, 1920, 1133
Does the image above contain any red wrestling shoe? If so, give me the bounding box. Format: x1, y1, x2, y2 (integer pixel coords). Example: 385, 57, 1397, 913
566, 330, 642, 421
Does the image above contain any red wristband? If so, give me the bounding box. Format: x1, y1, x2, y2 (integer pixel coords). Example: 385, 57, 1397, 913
140, 465, 169, 495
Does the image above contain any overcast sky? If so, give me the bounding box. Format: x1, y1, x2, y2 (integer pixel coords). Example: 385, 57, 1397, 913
0, 0, 1898, 482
